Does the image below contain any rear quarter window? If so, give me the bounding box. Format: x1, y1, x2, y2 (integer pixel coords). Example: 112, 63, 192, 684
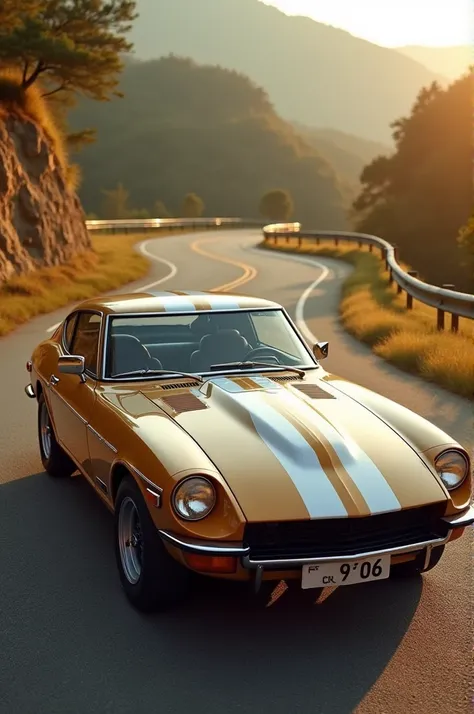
63, 313, 78, 351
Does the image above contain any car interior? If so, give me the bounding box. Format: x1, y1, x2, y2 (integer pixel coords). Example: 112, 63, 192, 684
105, 312, 298, 376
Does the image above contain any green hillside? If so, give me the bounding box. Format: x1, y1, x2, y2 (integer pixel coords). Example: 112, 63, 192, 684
128, 0, 446, 143
292, 123, 392, 187
353, 73, 472, 291
69, 56, 348, 227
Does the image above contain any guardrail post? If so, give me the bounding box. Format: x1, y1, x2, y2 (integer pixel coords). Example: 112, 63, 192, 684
437, 308, 445, 331
335, 236, 339, 247
316, 236, 320, 246
286, 234, 290, 244
385, 249, 389, 271
369, 244, 373, 252
397, 281, 403, 294
298, 235, 302, 247
441, 285, 458, 332
273, 235, 277, 245
388, 268, 393, 286
406, 271, 418, 309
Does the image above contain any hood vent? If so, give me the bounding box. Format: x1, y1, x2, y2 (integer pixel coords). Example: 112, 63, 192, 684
269, 374, 299, 383
292, 383, 336, 400
160, 393, 207, 413
160, 381, 201, 390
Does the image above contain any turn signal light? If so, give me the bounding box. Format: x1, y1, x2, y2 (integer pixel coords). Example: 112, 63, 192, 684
183, 553, 237, 574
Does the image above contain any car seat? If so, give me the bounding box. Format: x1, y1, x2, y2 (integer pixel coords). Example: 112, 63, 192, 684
189, 329, 250, 372
109, 334, 163, 375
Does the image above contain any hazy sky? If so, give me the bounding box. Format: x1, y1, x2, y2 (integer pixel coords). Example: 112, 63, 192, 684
263, 0, 474, 47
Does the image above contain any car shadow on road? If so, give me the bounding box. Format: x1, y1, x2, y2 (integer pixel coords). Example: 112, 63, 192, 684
0, 472, 423, 714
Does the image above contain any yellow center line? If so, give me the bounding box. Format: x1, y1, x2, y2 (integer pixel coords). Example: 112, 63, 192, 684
191, 237, 258, 292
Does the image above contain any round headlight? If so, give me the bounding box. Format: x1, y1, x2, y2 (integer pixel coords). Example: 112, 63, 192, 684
173, 476, 216, 521
435, 449, 470, 491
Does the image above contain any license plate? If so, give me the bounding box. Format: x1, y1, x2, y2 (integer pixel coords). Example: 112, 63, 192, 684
301, 554, 391, 589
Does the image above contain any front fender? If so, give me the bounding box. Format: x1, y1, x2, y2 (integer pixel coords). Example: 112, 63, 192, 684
324, 375, 471, 513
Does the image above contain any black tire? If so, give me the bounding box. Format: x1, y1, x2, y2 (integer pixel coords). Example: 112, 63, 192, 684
38, 393, 76, 478
392, 545, 446, 577
114, 475, 190, 613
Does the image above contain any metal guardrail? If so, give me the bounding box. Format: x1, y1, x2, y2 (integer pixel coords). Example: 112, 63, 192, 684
86, 217, 265, 234
84, 216, 474, 333
263, 222, 474, 332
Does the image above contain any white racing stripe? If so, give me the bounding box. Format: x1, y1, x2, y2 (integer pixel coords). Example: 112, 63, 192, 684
210, 378, 347, 518
144, 293, 197, 312
281, 388, 402, 514
240, 391, 348, 518
179, 291, 241, 310
209, 377, 246, 393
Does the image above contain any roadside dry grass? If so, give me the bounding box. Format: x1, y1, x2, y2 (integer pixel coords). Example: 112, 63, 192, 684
0, 233, 157, 337
261, 238, 474, 399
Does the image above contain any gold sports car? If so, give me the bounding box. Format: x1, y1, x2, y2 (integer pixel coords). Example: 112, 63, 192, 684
25, 291, 473, 612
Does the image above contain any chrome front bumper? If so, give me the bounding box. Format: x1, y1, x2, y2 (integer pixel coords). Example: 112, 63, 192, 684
159, 503, 474, 571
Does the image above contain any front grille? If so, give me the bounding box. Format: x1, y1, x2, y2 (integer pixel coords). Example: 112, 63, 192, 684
244, 504, 448, 561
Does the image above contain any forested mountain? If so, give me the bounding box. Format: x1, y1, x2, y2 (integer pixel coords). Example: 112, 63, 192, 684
292, 123, 392, 188
397, 46, 472, 80
69, 56, 348, 227
127, 0, 446, 143
353, 74, 472, 290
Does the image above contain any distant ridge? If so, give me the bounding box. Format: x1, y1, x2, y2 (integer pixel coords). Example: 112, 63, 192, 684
130, 0, 448, 142
396, 45, 472, 80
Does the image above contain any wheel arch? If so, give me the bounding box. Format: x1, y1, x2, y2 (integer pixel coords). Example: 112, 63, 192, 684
110, 461, 135, 505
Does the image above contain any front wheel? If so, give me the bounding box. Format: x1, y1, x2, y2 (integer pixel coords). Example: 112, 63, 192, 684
38, 393, 76, 478
114, 475, 190, 613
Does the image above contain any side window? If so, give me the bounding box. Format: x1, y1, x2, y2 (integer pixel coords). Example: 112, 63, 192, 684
70, 312, 102, 375
63, 313, 78, 351
252, 313, 298, 356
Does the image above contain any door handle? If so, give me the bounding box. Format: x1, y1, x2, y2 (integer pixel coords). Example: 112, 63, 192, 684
50, 374, 60, 386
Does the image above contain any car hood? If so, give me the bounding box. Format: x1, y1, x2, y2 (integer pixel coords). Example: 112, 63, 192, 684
146, 375, 447, 522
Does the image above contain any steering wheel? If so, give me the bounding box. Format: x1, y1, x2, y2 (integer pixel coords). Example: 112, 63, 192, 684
245, 347, 281, 364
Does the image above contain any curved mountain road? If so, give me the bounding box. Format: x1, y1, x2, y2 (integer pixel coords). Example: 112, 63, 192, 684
0, 228, 472, 714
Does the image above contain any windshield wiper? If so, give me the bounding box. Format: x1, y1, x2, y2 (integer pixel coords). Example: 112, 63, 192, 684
109, 368, 204, 382
209, 361, 306, 377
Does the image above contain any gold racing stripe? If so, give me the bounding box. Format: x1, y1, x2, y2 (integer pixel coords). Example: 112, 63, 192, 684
266, 395, 371, 517
319, 400, 446, 509
178, 389, 312, 521
170, 291, 214, 311
135, 295, 166, 311
233, 377, 263, 391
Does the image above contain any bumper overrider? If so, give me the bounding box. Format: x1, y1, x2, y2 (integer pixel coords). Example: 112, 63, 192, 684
158, 504, 474, 592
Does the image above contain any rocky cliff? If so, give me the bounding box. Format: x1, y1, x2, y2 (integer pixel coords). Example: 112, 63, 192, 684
0, 113, 91, 283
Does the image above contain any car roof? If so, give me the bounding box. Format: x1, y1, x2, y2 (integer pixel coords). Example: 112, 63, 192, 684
74, 291, 282, 315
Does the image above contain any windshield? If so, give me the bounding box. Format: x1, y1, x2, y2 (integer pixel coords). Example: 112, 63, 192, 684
104, 309, 316, 378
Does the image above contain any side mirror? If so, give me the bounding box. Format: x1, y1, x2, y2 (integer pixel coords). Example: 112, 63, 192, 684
313, 341, 329, 361
58, 355, 85, 377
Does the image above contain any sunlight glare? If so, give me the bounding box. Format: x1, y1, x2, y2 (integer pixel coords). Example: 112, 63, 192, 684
263, 0, 474, 47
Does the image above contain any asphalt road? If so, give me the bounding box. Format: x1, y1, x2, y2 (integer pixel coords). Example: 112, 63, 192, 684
0, 229, 472, 714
